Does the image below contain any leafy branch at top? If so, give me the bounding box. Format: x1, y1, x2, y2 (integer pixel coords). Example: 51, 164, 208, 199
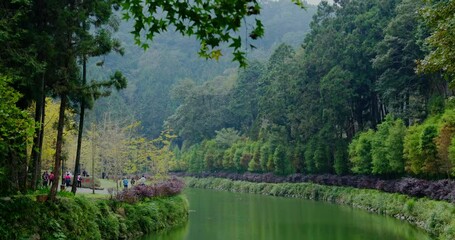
121, 0, 305, 67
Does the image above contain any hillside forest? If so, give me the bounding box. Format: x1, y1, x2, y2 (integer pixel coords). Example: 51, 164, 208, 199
168, 0, 455, 179
1, 0, 455, 199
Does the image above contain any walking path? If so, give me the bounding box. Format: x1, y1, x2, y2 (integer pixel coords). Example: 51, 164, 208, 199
75, 187, 110, 194
55, 178, 120, 195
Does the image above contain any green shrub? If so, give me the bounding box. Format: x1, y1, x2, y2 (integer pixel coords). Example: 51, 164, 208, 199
291, 143, 305, 173
273, 145, 292, 175
419, 125, 439, 176
386, 119, 406, 174
233, 147, 244, 171
260, 142, 272, 172
334, 140, 349, 175
349, 130, 374, 174
188, 144, 204, 173
404, 124, 425, 175
0, 194, 188, 240
248, 142, 262, 172
369, 116, 406, 176
304, 139, 316, 173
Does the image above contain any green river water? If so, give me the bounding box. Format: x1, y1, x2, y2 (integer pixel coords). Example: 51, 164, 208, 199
142, 188, 431, 240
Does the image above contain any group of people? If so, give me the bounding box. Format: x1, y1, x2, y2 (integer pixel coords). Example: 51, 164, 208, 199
42, 170, 149, 190
122, 175, 146, 189
41, 171, 55, 187
64, 172, 82, 187
41, 170, 83, 188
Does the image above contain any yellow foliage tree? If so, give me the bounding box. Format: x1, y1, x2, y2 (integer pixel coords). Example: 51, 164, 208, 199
132, 129, 176, 181
41, 98, 76, 171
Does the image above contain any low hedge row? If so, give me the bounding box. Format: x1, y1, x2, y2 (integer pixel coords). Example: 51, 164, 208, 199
0, 194, 188, 239
186, 177, 455, 240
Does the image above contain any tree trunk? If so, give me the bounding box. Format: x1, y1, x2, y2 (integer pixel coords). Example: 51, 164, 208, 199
37, 92, 46, 185
71, 56, 86, 194
16, 133, 28, 193
370, 91, 379, 129
30, 77, 45, 190
91, 122, 96, 194
9, 147, 19, 193
49, 94, 67, 201
30, 101, 42, 190
29, 0, 47, 192
5, 134, 29, 193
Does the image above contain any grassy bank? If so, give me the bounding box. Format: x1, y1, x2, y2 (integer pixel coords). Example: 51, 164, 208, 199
0, 194, 188, 239
186, 177, 455, 240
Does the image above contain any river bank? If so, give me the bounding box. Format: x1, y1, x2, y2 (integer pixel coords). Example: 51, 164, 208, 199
173, 172, 455, 203
186, 177, 455, 240
0, 194, 188, 239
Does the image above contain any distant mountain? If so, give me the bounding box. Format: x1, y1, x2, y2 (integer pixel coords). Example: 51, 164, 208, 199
85, 0, 317, 138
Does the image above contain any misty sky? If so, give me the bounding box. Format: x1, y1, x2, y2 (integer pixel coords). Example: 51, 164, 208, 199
306, 0, 333, 5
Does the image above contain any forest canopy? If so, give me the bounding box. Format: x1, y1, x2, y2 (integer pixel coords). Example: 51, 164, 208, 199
1, 0, 455, 199
168, 0, 455, 179
0, 0, 306, 197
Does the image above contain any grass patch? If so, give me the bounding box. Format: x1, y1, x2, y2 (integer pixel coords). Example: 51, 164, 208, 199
99, 179, 118, 189
79, 193, 110, 200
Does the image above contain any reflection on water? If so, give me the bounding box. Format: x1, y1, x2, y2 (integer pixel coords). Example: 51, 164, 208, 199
147, 224, 189, 240
141, 188, 432, 240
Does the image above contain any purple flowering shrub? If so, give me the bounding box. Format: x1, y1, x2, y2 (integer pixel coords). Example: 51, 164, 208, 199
116, 177, 185, 203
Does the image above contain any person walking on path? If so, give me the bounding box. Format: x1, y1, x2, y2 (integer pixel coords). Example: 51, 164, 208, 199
42, 171, 49, 187
139, 175, 146, 185
65, 173, 71, 187
122, 177, 129, 189
49, 172, 55, 187
77, 174, 82, 187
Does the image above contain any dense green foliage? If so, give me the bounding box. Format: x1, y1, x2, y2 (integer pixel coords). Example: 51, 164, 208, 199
350, 116, 407, 176
0, 194, 188, 239
169, 0, 455, 179
186, 177, 455, 240
0, 76, 35, 193
349, 108, 455, 178
0, 0, 313, 198
417, 0, 455, 86
2, 0, 455, 202
0, 0, 128, 197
